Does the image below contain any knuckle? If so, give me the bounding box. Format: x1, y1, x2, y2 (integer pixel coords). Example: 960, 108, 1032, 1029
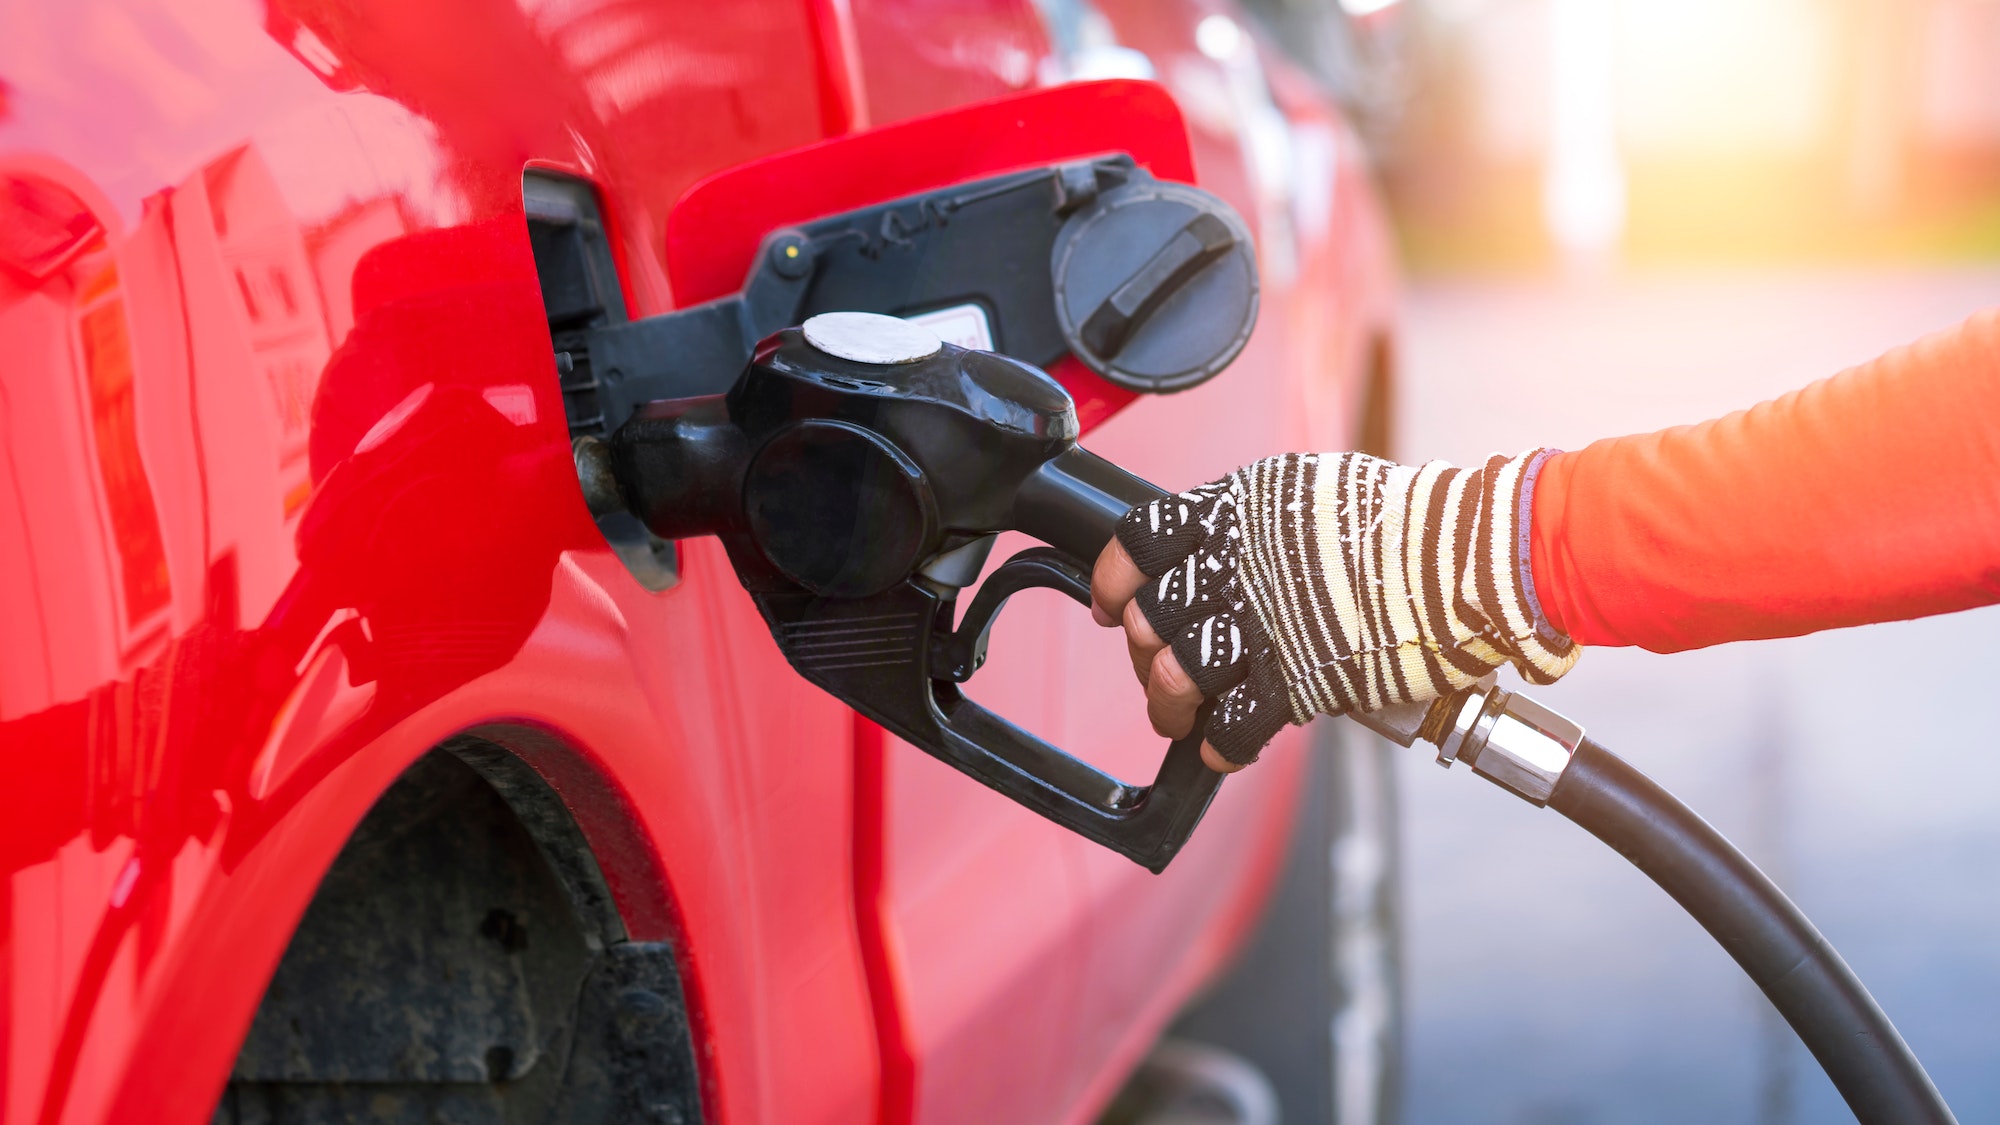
1128, 646, 1154, 686
1149, 650, 1198, 700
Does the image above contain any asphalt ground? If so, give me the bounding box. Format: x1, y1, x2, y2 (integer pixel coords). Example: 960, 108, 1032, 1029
1391, 268, 2000, 1125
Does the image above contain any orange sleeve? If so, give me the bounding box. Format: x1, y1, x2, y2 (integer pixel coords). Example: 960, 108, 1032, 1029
1530, 307, 2000, 653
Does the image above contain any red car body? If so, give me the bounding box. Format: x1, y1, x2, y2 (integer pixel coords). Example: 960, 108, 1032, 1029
0, 2, 1398, 1122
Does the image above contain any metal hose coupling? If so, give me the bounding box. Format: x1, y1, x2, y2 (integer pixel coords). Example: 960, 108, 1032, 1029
1431, 684, 1584, 806
1346, 681, 1585, 807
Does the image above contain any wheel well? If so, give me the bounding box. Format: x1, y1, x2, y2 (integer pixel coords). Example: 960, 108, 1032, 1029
215, 738, 703, 1125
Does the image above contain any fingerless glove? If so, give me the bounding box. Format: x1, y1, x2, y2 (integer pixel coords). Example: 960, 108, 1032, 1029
1116, 450, 1579, 763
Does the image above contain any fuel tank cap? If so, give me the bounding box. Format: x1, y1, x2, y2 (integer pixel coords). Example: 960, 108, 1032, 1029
802, 311, 942, 365
1051, 180, 1259, 393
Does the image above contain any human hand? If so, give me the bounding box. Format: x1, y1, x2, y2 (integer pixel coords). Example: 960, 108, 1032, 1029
1090, 452, 1579, 771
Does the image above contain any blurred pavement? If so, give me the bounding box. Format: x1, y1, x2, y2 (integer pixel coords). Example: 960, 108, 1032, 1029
1392, 268, 2000, 1124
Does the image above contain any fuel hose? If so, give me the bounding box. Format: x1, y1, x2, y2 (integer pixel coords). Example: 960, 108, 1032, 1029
1550, 739, 1955, 1125
1353, 687, 1958, 1125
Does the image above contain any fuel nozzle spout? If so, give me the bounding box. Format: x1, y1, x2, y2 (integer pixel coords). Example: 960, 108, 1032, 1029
602, 394, 746, 542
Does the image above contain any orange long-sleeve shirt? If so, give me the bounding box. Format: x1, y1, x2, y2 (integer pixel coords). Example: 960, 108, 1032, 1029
1530, 307, 2000, 652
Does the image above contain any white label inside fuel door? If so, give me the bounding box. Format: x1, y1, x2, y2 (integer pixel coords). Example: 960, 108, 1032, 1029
906, 303, 995, 352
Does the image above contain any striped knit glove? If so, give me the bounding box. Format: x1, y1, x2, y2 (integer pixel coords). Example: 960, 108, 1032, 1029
1115, 451, 1580, 764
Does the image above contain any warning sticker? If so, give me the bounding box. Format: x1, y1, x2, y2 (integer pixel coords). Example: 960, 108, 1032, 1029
906, 303, 995, 353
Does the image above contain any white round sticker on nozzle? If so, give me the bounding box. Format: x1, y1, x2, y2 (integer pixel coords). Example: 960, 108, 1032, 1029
802, 311, 942, 365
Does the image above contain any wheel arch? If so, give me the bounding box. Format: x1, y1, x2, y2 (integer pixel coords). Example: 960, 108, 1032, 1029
211, 722, 712, 1124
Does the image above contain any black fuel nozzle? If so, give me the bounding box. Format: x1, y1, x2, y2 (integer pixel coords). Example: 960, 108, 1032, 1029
611, 315, 1146, 595
604, 313, 1216, 871
560, 154, 1262, 870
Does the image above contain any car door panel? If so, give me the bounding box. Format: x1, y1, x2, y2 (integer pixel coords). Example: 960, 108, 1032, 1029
0, 2, 877, 1122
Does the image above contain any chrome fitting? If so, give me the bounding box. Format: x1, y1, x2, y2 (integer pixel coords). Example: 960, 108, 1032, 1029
1428, 683, 1583, 807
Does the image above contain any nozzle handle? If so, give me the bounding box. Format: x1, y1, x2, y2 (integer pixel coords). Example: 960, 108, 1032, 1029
756, 551, 1222, 873
754, 449, 1227, 872
1012, 445, 1165, 564
928, 546, 1220, 873
974, 453, 1227, 870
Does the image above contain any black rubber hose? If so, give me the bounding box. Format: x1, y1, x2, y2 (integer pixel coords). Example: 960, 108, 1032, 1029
1547, 738, 1956, 1125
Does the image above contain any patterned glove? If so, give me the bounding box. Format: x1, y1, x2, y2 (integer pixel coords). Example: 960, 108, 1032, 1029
1115, 450, 1580, 764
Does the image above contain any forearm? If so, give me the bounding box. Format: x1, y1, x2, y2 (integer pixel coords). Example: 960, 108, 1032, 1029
1531, 308, 2000, 652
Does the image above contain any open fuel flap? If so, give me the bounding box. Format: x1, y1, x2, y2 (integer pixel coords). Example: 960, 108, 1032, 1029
531, 81, 1264, 871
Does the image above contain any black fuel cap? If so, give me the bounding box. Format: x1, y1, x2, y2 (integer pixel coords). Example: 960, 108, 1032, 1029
1051, 179, 1259, 393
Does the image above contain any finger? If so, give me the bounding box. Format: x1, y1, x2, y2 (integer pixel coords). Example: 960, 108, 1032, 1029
1134, 535, 1241, 639
1201, 741, 1249, 773
1203, 678, 1286, 768
1167, 610, 1251, 699
1091, 538, 1148, 627
1124, 596, 1167, 684
1145, 646, 1205, 740
1116, 481, 1234, 576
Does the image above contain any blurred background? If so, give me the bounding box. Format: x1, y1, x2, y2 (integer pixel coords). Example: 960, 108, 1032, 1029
1384, 0, 2000, 268
1341, 0, 2000, 1121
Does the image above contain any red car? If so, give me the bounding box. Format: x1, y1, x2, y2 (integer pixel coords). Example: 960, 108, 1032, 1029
0, 2, 1401, 1122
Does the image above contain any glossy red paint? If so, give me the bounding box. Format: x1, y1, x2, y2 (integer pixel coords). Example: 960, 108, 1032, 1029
667, 80, 1194, 309
0, 3, 1399, 1124
848, 0, 1049, 127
